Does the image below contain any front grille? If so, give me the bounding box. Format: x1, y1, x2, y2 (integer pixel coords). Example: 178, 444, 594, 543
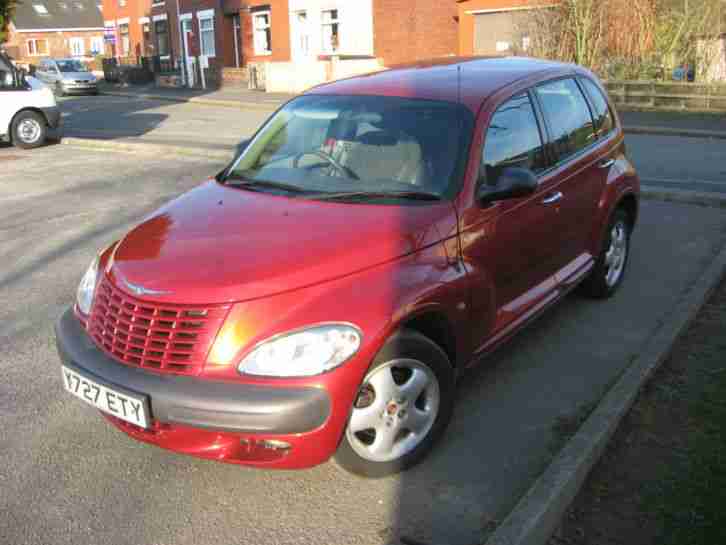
88, 276, 230, 375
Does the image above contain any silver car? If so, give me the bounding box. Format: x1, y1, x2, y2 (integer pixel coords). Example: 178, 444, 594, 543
35, 58, 98, 97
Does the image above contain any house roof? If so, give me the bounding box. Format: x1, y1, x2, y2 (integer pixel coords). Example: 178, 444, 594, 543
12, 0, 103, 31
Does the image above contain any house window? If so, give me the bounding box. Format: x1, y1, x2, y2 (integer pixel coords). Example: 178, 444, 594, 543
69, 37, 85, 56
27, 39, 49, 56
253, 11, 271, 55
119, 23, 130, 55
90, 36, 104, 55
321, 9, 339, 52
155, 20, 169, 56
199, 16, 216, 57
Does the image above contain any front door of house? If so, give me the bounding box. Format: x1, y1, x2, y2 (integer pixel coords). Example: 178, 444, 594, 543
181, 18, 196, 87
291, 11, 311, 61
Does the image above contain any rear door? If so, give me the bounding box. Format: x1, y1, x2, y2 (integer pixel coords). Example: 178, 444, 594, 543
532, 77, 605, 284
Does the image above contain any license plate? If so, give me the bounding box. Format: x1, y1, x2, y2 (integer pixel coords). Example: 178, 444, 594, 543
61, 366, 149, 428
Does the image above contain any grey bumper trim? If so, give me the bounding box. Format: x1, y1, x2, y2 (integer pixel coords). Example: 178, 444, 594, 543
41, 106, 61, 129
55, 308, 331, 434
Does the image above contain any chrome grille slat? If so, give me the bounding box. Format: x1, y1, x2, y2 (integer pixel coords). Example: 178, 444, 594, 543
87, 277, 230, 375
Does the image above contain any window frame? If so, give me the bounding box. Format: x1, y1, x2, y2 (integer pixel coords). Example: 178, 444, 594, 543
27, 38, 49, 57
69, 37, 85, 57
154, 19, 170, 57
197, 12, 216, 58
90, 36, 104, 55
321, 8, 340, 53
252, 10, 272, 56
529, 75, 601, 172
576, 76, 616, 141
478, 90, 549, 190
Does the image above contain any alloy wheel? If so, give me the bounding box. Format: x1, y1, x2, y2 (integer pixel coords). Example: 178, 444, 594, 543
346, 359, 440, 463
17, 119, 42, 144
604, 220, 628, 287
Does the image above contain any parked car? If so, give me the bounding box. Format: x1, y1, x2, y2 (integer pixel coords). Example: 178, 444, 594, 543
35, 58, 98, 96
0, 50, 61, 149
56, 57, 640, 477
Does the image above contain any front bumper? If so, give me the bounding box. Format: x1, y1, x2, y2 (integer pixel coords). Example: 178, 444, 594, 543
41, 106, 61, 129
55, 308, 338, 467
62, 82, 98, 94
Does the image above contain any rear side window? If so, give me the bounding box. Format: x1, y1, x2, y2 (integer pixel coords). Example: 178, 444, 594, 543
482, 93, 547, 186
535, 78, 595, 163
580, 78, 614, 138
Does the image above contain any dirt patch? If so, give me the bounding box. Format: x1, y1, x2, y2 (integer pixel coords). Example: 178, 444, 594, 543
549, 273, 726, 545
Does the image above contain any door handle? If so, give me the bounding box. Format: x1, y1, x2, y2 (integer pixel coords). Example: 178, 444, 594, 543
542, 191, 563, 205
598, 158, 616, 169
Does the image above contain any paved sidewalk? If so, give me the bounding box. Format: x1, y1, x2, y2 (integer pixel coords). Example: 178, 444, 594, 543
99, 81, 293, 109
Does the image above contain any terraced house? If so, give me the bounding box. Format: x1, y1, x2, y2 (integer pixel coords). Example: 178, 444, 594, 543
3, 0, 104, 66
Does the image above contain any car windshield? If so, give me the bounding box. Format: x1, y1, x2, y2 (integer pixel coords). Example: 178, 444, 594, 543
224, 95, 474, 202
57, 60, 88, 73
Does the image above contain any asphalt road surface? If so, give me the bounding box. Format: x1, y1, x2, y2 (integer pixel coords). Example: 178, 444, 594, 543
2, 143, 726, 545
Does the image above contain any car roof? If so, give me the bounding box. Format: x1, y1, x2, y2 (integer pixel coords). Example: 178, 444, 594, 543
308, 56, 584, 114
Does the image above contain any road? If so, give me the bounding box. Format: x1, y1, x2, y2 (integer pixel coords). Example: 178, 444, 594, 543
56, 95, 726, 195
2, 140, 726, 545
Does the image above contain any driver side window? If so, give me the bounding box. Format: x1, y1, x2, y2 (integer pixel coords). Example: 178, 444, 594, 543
482, 93, 547, 187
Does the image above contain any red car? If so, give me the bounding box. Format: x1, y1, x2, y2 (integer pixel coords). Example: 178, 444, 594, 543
56, 57, 639, 477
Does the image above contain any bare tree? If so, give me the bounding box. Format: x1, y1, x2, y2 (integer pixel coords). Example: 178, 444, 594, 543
518, 0, 724, 80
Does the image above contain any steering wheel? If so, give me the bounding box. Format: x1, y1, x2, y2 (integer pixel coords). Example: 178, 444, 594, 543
293, 150, 359, 180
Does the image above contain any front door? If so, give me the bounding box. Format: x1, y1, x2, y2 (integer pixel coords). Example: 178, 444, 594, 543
181, 18, 196, 87
291, 11, 311, 61
460, 92, 560, 350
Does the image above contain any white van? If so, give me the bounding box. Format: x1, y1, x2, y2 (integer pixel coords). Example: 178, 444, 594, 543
1, 51, 61, 149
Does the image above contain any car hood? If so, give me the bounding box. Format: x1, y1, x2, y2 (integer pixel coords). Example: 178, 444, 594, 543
108, 180, 458, 305
62, 72, 95, 80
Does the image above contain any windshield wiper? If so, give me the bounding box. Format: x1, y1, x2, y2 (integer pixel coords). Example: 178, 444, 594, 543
224, 176, 309, 195
309, 190, 442, 202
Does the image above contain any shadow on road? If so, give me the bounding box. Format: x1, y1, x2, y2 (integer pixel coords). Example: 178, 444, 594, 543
58, 95, 169, 141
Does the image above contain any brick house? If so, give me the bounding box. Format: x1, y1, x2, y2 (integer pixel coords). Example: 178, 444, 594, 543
3, 0, 104, 65
100, 0, 153, 59
373, 0, 459, 66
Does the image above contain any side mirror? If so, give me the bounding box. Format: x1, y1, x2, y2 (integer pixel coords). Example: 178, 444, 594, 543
235, 139, 249, 156
477, 167, 538, 204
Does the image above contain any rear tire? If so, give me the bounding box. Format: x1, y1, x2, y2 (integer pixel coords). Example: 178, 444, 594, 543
580, 208, 631, 298
335, 329, 455, 478
12, 111, 47, 149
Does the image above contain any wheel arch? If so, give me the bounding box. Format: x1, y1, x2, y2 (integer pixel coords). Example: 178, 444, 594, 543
8, 107, 48, 144
399, 309, 458, 370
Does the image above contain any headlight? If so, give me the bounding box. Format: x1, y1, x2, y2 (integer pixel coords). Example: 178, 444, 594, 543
236, 325, 362, 377
76, 255, 100, 315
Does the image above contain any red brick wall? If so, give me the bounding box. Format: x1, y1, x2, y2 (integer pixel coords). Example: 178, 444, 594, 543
373, 0, 459, 66
5, 27, 104, 64
241, 0, 291, 64
101, 0, 153, 58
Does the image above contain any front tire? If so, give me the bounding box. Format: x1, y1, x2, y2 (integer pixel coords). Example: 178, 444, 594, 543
335, 330, 455, 478
12, 111, 48, 149
580, 208, 631, 298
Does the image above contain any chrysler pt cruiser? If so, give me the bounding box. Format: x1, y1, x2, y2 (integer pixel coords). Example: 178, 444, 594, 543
56, 57, 639, 477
